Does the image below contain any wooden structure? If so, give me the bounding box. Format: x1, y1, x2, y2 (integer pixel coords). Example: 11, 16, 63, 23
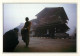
30, 7, 69, 38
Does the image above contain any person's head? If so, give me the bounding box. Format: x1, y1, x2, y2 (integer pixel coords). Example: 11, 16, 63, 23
13, 28, 19, 33
25, 17, 29, 22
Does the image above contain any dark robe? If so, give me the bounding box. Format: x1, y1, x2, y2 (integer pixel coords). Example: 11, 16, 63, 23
3, 30, 19, 52
21, 21, 31, 47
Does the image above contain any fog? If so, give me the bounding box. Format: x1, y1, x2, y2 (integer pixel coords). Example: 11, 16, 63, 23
3, 4, 76, 36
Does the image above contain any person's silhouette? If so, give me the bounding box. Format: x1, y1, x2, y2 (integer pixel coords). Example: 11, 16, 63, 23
21, 17, 31, 47
3, 28, 19, 52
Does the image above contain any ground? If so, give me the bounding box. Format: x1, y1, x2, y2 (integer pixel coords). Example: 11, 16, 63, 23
14, 36, 76, 52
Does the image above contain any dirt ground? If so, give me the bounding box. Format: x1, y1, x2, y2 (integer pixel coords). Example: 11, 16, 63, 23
14, 36, 76, 52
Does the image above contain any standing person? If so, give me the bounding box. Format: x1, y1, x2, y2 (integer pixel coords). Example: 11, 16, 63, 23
21, 17, 31, 47
3, 28, 19, 52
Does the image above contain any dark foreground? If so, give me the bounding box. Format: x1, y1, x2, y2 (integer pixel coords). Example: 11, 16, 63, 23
14, 36, 76, 52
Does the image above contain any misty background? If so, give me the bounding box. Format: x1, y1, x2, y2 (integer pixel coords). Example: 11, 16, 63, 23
3, 4, 77, 36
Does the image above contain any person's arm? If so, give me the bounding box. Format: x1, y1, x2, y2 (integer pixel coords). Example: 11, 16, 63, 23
22, 23, 27, 30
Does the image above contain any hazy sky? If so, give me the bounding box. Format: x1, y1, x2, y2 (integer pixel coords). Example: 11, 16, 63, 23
3, 4, 77, 36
